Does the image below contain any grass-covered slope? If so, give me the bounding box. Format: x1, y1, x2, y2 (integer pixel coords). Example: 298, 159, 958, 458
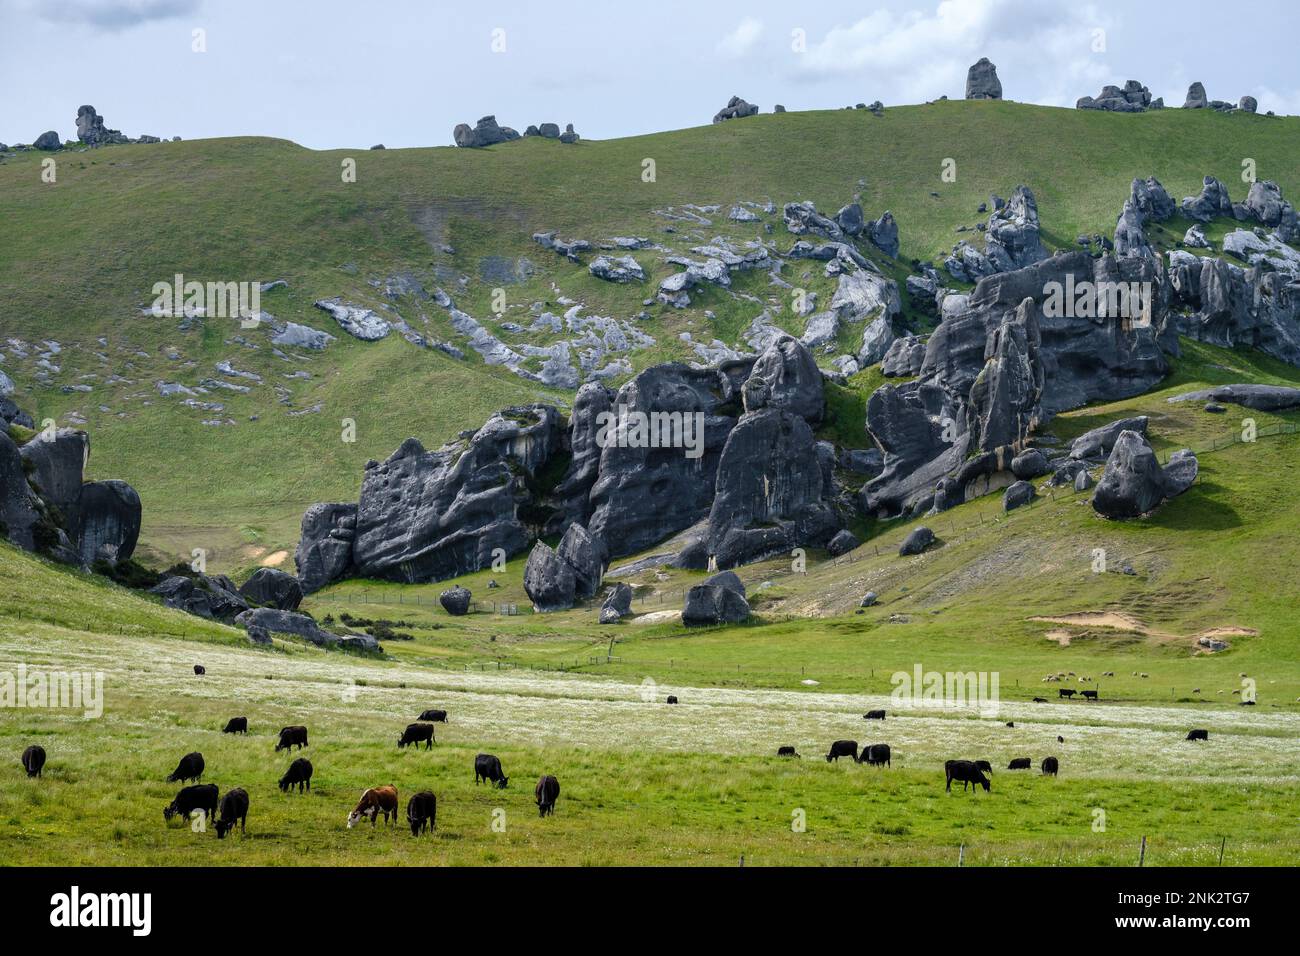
2, 102, 1297, 566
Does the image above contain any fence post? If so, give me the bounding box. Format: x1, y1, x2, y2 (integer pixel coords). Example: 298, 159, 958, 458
957, 843, 964, 867
1218, 836, 1226, 866
1138, 835, 1147, 867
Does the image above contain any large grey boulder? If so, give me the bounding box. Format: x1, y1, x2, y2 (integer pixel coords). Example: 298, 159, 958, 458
75, 105, 128, 146
1239, 96, 1258, 113
1183, 82, 1209, 109
294, 502, 357, 593
1069, 416, 1149, 460
984, 186, 1047, 272
557, 522, 604, 599
152, 574, 249, 622
965, 58, 1002, 100
523, 540, 577, 612
682, 570, 750, 627
1130, 177, 1176, 222
869, 211, 899, 257
238, 568, 303, 611
1244, 181, 1294, 228
827, 529, 860, 556
1003, 480, 1036, 511
1181, 177, 1233, 222
702, 407, 840, 569
33, 131, 61, 151
1167, 384, 1300, 412
1113, 199, 1154, 259
0, 432, 41, 551
76, 479, 141, 566
966, 297, 1043, 453
439, 585, 472, 616
549, 382, 614, 531
899, 526, 936, 556
1011, 448, 1050, 479
746, 334, 824, 423
1092, 431, 1197, 518
350, 406, 565, 584
1077, 80, 1154, 112
783, 201, 844, 241
452, 115, 519, 147
234, 607, 346, 647
881, 335, 926, 378
713, 95, 759, 122
19, 428, 88, 530
600, 582, 633, 622
859, 381, 967, 518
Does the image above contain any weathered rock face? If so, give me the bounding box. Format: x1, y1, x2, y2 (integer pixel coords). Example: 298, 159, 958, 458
600, 582, 633, 621
713, 95, 759, 123
1239, 96, 1258, 113
1113, 199, 1154, 259
1181, 177, 1233, 222
19, 428, 89, 530
76, 105, 128, 146
76, 480, 141, 566
1168, 383, 1300, 412
549, 382, 613, 532
352, 406, 565, 584
238, 568, 303, 611
869, 211, 899, 258
523, 540, 577, 612
1069, 416, 1149, 460
294, 503, 357, 594
966, 298, 1043, 453
1011, 448, 1050, 479
439, 585, 472, 616
0, 432, 41, 551
682, 570, 750, 626
1091, 430, 1197, 518
1130, 177, 1176, 223
985, 186, 1047, 272
859, 381, 967, 518
452, 115, 520, 147
557, 522, 604, 598
882, 335, 926, 377
965, 58, 1002, 100
587, 364, 739, 558
783, 201, 843, 241
1168, 253, 1300, 366
1183, 82, 1209, 109
827, 529, 860, 556
1003, 480, 1036, 511
702, 408, 840, 569
746, 334, 824, 423
152, 574, 249, 622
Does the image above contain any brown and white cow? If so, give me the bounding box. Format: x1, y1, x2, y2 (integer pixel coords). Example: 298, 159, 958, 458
347, 785, 398, 828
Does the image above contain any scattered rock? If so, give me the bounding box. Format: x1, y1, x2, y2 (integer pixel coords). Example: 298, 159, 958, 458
899, 526, 936, 556
682, 570, 751, 626
827, 529, 860, 556
1003, 480, 1036, 511
238, 567, 303, 611
713, 95, 758, 123
439, 585, 472, 616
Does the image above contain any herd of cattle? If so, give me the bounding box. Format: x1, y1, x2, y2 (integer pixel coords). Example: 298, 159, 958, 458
14, 681, 1220, 838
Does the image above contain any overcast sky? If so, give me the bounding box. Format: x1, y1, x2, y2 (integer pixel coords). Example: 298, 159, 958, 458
2, 0, 1298, 149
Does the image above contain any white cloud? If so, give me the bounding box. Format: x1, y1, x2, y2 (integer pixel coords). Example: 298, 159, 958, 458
32, 0, 201, 32
717, 16, 764, 59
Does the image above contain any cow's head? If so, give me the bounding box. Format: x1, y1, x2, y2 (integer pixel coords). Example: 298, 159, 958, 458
978, 776, 990, 792
215, 819, 232, 839
496, 776, 509, 790
397, 736, 408, 748
163, 803, 177, 822
346, 809, 363, 829
278, 777, 290, 792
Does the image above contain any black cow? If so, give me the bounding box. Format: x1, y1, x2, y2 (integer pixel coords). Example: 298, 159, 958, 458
397, 723, 435, 750
1041, 756, 1059, 776
944, 760, 990, 793
417, 709, 448, 723
166, 751, 205, 784
863, 709, 887, 720
276, 726, 308, 752
1032, 697, 1048, 703
1007, 757, 1032, 770
193, 665, 205, 675
535, 775, 560, 817
1081, 690, 1099, 701
860, 744, 891, 767
222, 717, 248, 735
1005, 722, 1015, 727
278, 757, 313, 793
1057, 735, 1065, 743
974, 759, 993, 775
777, 746, 800, 758
825, 740, 858, 762
474, 753, 508, 788
407, 791, 437, 835
215, 788, 249, 839
164, 783, 219, 824
21, 745, 46, 778
1058, 688, 1076, 699
666, 695, 678, 705
1186, 729, 1209, 741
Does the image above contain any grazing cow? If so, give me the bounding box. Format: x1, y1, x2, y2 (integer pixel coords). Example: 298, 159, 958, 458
215, 788, 249, 839
164, 783, 219, 825
347, 785, 398, 828
222, 717, 248, 735
1057, 735, 1065, 744
1032, 697, 1047, 703
945, 760, 990, 793
417, 709, 448, 723
860, 744, 891, 767
1007, 757, 1032, 770
666, 695, 678, 705
474, 753, 509, 789
1102, 671, 1114, 677
1041, 756, 1059, 776
1005, 722, 1014, 727
21, 745, 46, 778
1186, 729, 1209, 741
407, 791, 437, 835
193, 665, 206, 675
825, 740, 858, 763
535, 775, 560, 817
1058, 688, 1076, 699
397, 723, 435, 750
278, 757, 313, 793
777, 746, 800, 758
1081, 690, 1099, 701
974, 760, 993, 775
166, 752, 205, 784
863, 709, 887, 720
275, 726, 308, 752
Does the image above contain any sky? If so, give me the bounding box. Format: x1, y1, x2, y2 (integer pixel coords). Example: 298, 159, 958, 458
2, 0, 1298, 149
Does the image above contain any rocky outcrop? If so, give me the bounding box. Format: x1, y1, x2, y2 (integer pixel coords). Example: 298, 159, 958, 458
1168, 384, 1300, 412
881, 335, 926, 377
713, 96, 758, 123
985, 186, 1047, 272
549, 382, 614, 531
439, 585, 472, 616
1069, 416, 1149, 460
869, 211, 899, 257
1181, 177, 1233, 222
76, 480, 141, 566
294, 503, 357, 594
33, 131, 61, 151
827, 529, 860, 556
1183, 82, 1209, 109
899, 526, 936, 555
600, 582, 633, 622
238, 568, 303, 611
965, 58, 1002, 100
453, 115, 520, 147
76, 105, 129, 146
0, 432, 41, 551
1076, 81, 1159, 112
746, 334, 824, 423
233, 607, 378, 651
152, 574, 249, 622
682, 570, 750, 626
589, 256, 644, 282
1003, 480, 1035, 511
1091, 431, 1197, 518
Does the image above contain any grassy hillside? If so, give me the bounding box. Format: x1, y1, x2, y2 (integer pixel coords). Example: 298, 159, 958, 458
2, 102, 1297, 566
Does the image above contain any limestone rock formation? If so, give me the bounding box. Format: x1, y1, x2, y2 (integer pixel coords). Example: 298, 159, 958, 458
965, 59, 1002, 100
238, 567, 303, 611
1091, 431, 1197, 518
439, 585, 472, 616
